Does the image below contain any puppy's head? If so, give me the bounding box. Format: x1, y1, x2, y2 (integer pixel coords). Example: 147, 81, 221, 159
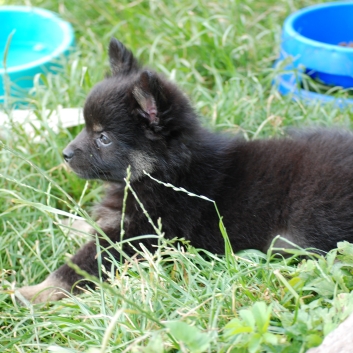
63, 38, 199, 183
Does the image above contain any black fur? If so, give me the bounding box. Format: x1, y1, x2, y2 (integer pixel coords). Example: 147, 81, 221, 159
28, 39, 353, 300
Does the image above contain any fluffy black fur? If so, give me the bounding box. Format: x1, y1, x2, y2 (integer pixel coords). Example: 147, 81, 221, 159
19, 38, 353, 302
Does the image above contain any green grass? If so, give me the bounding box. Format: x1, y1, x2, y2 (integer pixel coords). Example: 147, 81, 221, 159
2, 0, 353, 352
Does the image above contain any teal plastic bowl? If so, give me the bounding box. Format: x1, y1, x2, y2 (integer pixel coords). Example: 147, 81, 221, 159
0, 6, 74, 101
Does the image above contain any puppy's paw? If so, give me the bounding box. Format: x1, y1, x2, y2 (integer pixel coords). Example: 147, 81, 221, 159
17, 274, 70, 304
60, 217, 94, 236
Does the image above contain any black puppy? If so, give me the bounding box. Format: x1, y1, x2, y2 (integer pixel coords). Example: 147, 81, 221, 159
18, 38, 353, 303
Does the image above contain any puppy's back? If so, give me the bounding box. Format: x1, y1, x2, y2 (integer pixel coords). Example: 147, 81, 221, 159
215, 130, 353, 252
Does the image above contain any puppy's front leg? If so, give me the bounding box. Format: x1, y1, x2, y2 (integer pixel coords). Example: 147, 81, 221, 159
18, 240, 101, 304
18, 207, 123, 304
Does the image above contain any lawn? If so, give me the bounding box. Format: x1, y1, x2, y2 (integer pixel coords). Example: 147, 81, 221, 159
1, 0, 353, 352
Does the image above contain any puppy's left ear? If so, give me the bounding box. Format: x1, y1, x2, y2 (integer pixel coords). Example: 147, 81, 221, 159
132, 71, 169, 135
109, 38, 140, 76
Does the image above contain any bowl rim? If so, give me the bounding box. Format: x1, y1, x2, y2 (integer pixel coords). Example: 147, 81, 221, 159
0, 5, 74, 74
284, 1, 353, 52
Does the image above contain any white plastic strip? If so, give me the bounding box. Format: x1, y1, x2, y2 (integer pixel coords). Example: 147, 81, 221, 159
0, 106, 84, 135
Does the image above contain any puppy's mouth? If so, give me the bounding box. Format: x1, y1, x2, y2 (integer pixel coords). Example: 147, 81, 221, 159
75, 169, 113, 181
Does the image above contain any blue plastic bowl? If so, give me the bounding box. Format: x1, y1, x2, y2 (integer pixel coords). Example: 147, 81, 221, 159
0, 6, 74, 100
280, 1, 353, 88
281, 2, 353, 88
275, 1, 353, 107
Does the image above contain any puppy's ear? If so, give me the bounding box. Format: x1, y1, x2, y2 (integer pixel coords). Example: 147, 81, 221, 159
132, 70, 168, 127
109, 38, 140, 76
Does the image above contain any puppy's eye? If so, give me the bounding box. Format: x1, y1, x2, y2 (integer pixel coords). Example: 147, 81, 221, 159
99, 133, 111, 145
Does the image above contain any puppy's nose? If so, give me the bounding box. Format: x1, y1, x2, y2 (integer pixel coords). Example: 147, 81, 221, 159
63, 147, 74, 162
